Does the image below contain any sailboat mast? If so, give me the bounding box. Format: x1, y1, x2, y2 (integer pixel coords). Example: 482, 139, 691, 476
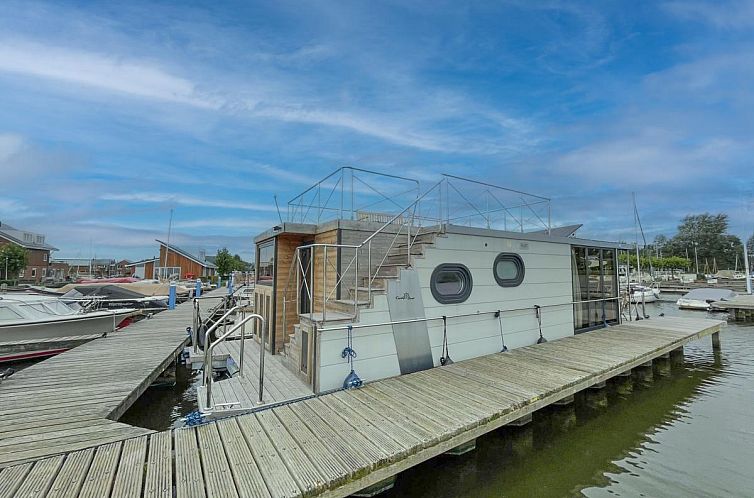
163, 208, 174, 280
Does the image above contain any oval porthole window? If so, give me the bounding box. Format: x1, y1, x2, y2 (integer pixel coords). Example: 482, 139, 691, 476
493, 253, 525, 287
430, 264, 473, 304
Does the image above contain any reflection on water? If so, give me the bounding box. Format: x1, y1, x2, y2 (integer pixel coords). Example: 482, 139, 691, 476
384, 301, 754, 497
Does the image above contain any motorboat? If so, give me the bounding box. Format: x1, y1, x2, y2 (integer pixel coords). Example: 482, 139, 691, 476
676, 288, 736, 311
629, 283, 660, 303
0, 294, 137, 361
60, 284, 168, 311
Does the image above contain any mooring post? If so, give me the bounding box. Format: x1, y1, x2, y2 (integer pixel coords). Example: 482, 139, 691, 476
712, 331, 721, 351
168, 282, 176, 310
195, 278, 202, 298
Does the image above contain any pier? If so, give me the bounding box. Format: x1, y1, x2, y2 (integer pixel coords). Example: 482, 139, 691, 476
0, 291, 214, 467
712, 294, 754, 322
0, 315, 722, 497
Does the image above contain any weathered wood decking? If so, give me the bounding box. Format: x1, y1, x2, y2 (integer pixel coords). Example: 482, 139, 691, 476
0, 316, 723, 497
0, 292, 207, 467
197, 338, 313, 416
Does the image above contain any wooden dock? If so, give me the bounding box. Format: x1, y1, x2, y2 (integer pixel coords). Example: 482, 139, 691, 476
0, 291, 212, 467
712, 294, 754, 321
197, 337, 313, 417
0, 316, 723, 497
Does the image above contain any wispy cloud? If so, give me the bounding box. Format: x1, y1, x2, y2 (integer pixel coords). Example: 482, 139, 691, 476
99, 193, 279, 212
0, 40, 219, 108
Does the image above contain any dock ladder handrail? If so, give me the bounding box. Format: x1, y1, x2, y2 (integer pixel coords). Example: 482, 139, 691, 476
202, 313, 266, 410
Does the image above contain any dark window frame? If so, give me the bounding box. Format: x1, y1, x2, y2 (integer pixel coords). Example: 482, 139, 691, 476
430, 263, 473, 304
493, 253, 525, 287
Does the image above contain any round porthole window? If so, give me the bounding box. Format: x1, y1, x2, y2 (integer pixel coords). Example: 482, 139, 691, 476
430, 264, 473, 304
493, 253, 525, 287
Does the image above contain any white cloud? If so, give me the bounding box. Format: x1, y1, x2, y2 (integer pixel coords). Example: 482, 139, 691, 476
99, 192, 279, 212
663, 1, 754, 29
0, 40, 219, 109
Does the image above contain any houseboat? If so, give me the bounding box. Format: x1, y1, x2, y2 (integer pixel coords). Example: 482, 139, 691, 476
235, 167, 631, 398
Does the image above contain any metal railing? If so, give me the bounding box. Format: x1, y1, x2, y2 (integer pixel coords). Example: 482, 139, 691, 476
287, 166, 421, 225
281, 180, 445, 335
318, 296, 622, 332
202, 313, 266, 411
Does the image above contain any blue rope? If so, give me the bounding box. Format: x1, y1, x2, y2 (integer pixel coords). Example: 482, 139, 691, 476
342, 325, 363, 389
184, 410, 205, 427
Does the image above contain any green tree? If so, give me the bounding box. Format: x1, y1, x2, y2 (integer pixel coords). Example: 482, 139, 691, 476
215, 248, 234, 276
0, 244, 28, 281
747, 234, 754, 255
665, 213, 742, 270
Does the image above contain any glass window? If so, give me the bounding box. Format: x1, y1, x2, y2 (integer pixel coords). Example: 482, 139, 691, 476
257, 241, 275, 286
430, 264, 473, 304
493, 253, 525, 287
572, 246, 619, 332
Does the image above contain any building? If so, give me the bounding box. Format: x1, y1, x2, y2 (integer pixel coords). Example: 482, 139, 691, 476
53, 258, 119, 279
124, 257, 158, 279
155, 240, 216, 279
0, 222, 58, 284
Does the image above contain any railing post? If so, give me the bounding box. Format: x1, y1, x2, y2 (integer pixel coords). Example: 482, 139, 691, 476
354, 247, 359, 315
310, 246, 314, 322
192, 299, 199, 354
323, 246, 327, 323
295, 249, 300, 316
259, 317, 267, 405
367, 241, 372, 304
239, 308, 246, 377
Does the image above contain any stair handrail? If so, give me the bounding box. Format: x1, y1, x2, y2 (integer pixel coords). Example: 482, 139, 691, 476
202, 313, 265, 411
287, 178, 445, 321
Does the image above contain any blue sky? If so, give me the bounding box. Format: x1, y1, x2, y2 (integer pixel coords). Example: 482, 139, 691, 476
1, 0, 753, 261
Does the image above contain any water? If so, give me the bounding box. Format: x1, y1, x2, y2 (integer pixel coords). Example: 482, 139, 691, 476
119, 300, 754, 496
383, 301, 754, 498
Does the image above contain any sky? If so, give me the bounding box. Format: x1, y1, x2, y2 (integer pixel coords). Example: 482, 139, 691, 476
1, 0, 753, 261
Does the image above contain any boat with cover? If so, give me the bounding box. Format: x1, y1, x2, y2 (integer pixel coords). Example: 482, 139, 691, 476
676, 288, 736, 311
0, 294, 137, 360
629, 283, 660, 303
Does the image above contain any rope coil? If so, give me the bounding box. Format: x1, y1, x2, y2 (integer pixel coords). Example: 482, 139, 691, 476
342, 325, 363, 389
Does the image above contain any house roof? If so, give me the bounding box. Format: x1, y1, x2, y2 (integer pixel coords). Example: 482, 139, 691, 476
155, 240, 217, 268
0, 222, 58, 251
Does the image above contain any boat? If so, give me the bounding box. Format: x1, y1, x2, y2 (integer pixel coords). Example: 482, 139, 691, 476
629, 283, 660, 303
60, 284, 168, 311
222, 167, 634, 396
0, 294, 137, 361
676, 288, 736, 311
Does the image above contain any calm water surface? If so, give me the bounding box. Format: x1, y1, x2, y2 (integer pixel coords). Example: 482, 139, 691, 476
120, 300, 754, 497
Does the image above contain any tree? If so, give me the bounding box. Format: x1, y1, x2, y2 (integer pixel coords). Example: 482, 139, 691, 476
215, 248, 234, 276
747, 234, 754, 256
664, 213, 742, 270
0, 244, 28, 281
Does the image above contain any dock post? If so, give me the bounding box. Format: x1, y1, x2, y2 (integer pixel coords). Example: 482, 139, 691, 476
353, 476, 397, 497
712, 331, 721, 351
168, 282, 176, 310
445, 438, 477, 456
195, 278, 202, 298
634, 361, 654, 386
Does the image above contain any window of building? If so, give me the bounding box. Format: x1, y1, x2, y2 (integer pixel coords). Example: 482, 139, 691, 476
571, 246, 619, 332
31, 268, 37, 277
430, 263, 473, 304
493, 253, 525, 287
43, 253, 48, 262
256, 240, 275, 286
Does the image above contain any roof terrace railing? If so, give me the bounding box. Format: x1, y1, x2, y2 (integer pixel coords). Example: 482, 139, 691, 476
287, 166, 421, 225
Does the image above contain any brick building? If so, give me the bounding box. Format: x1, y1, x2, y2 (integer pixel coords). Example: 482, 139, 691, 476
0, 222, 58, 283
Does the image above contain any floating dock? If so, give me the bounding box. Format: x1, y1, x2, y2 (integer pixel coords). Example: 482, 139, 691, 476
0, 315, 722, 497
0, 290, 216, 467
712, 294, 754, 321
